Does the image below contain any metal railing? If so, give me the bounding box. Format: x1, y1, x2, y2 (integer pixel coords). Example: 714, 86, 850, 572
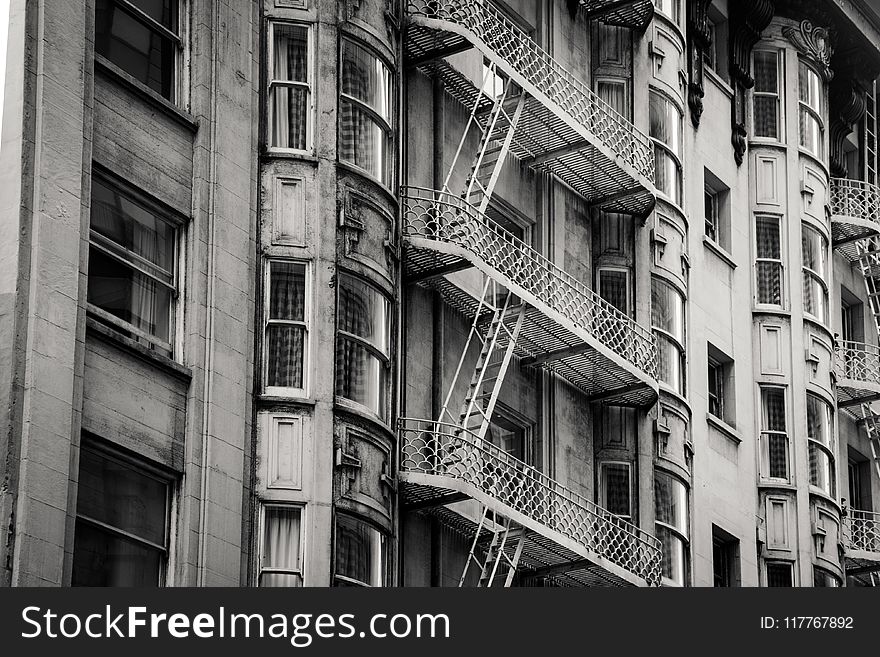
836, 341, 880, 387
405, 0, 655, 183
402, 186, 658, 378
399, 418, 663, 586
830, 178, 880, 225
843, 509, 880, 554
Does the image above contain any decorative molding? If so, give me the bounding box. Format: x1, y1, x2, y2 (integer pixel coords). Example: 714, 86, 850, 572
829, 76, 868, 177
728, 0, 775, 165
782, 20, 834, 81
686, 0, 713, 127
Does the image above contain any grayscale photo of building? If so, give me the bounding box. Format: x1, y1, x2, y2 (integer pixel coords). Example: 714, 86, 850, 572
1, 0, 879, 589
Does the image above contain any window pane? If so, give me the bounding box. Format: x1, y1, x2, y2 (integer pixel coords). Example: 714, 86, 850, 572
87, 247, 173, 343
598, 80, 628, 118
756, 261, 783, 305
655, 472, 688, 536
76, 448, 168, 545
755, 216, 780, 259
657, 335, 685, 394
767, 563, 792, 587
335, 337, 387, 419
649, 93, 681, 155
802, 273, 828, 323
801, 225, 827, 278
799, 109, 823, 156
761, 388, 786, 432
72, 522, 162, 586
798, 62, 821, 110
657, 525, 686, 585
602, 464, 631, 517
809, 444, 835, 495
341, 40, 393, 123
599, 270, 628, 314
654, 145, 682, 205
273, 24, 308, 83
806, 394, 833, 446
654, 0, 681, 23
269, 262, 306, 321
335, 515, 385, 587
270, 85, 309, 150
267, 325, 305, 389
753, 97, 779, 138
262, 507, 302, 575
651, 279, 685, 341
95, 0, 176, 99
128, 0, 178, 31
753, 51, 779, 93
766, 434, 788, 479
338, 274, 390, 353
339, 99, 393, 185
814, 568, 840, 587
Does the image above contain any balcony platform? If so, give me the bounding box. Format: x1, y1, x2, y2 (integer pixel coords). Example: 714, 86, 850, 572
572, 0, 655, 29
830, 178, 880, 260
404, 0, 656, 216
399, 418, 662, 587
403, 187, 659, 407
835, 341, 880, 407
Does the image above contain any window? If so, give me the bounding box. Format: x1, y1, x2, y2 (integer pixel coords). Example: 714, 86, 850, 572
755, 215, 783, 307
703, 169, 730, 248
339, 39, 394, 187
649, 91, 683, 205
807, 393, 836, 497
801, 224, 829, 324
597, 79, 629, 120
72, 443, 170, 586
88, 175, 178, 355
95, 0, 181, 101
259, 505, 303, 587
753, 51, 782, 139
653, 0, 681, 23
704, 187, 719, 243
268, 23, 312, 151
334, 515, 387, 587
600, 462, 632, 521
704, 4, 729, 82
712, 526, 739, 587
486, 411, 531, 465
707, 344, 735, 426
766, 562, 793, 587
813, 568, 841, 587
841, 291, 864, 343
335, 273, 391, 421
264, 261, 309, 395
798, 61, 824, 158
759, 386, 789, 482
598, 267, 630, 315
655, 471, 689, 586
652, 278, 686, 396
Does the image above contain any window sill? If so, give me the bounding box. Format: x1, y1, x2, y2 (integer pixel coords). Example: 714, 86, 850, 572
752, 306, 791, 318
95, 56, 198, 133
86, 317, 192, 382
336, 162, 398, 206
756, 480, 797, 492
262, 150, 319, 165
334, 398, 394, 440
808, 485, 841, 510
257, 394, 317, 408
702, 236, 737, 268
704, 67, 734, 99
706, 413, 741, 445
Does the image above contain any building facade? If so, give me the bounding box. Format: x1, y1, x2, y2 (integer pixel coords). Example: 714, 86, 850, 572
1, 0, 880, 588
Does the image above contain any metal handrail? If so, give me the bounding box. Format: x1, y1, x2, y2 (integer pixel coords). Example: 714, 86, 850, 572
843, 508, 880, 554
399, 417, 663, 585
830, 178, 880, 224
402, 186, 658, 378
405, 0, 655, 183
836, 340, 880, 386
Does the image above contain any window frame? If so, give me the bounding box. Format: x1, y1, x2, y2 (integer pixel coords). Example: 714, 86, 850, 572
73, 440, 173, 587
806, 392, 836, 498
267, 21, 315, 154
801, 222, 829, 325
653, 0, 682, 25
707, 356, 724, 420
754, 214, 785, 309
335, 272, 393, 423
96, 0, 184, 103
654, 470, 690, 587
652, 278, 687, 396
704, 185, 719, 243
87, 170, 183, 356
765, 561, 795, 587
263, 259, 311, 398
599, 461, 633, 522
649, 90, 684, 206
759, 385, 790, 483
595, 77, 631, 121
752, 49, 784, 142
338, 37, 395, 189
797, 59, 825, 159
258, 503, 305, 587
597, 266, 631, 316
333, 513, 388, 588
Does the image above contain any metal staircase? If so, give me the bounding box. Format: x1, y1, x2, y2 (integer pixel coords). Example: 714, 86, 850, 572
854, 239, 880, 478
459, 507, 526, 587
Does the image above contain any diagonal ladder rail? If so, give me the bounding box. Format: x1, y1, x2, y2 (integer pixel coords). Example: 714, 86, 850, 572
855, 238, 880, 478
458, 505, 526, 587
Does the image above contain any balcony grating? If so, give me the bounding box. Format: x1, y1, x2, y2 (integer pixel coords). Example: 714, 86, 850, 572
575, 0, 655, 29
403, 187, 658, 407
830, 178, 880, 260
835, 341, 880, 407
405, 0, 656, 216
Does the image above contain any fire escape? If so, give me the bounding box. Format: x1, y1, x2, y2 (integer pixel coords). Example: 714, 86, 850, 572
830, 85, 880, 584
399, 0, 662, 587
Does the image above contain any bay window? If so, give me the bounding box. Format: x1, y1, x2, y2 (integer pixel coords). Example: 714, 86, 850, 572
72, 443, 170, 586
96, 0, 181, 101
755, 215, 784, 307
339, 39, 394, 186
334, 515, 387, 587
268, 23, 312, 151
88, 174, 178, 355
655, 471, 689, 586
264, 260, 309, 395
753, 50, 782, 140
652, 278, 686, 395
798, 61, 824, 158
335, 273, 391, 421
801, 224, 829, 324
760, 386, 789, 482
649, 91, 683, 205
259, 505, 304, 587
806, 393, 836, 497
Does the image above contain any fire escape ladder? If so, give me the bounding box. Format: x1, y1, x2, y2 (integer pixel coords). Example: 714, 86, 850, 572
459, 506, 526, 588
855, 238, 880, 478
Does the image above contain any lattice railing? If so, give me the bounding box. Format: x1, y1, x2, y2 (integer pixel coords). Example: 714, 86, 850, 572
405, 0, 655, 183
843, 509, 880, 554
400, 418, 663, 586
830, 178, 880, 224
402, 187, 658, 378
836, 341, 880, 387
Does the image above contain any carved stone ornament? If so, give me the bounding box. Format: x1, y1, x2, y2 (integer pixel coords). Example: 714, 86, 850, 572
783, 20, 834, 81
